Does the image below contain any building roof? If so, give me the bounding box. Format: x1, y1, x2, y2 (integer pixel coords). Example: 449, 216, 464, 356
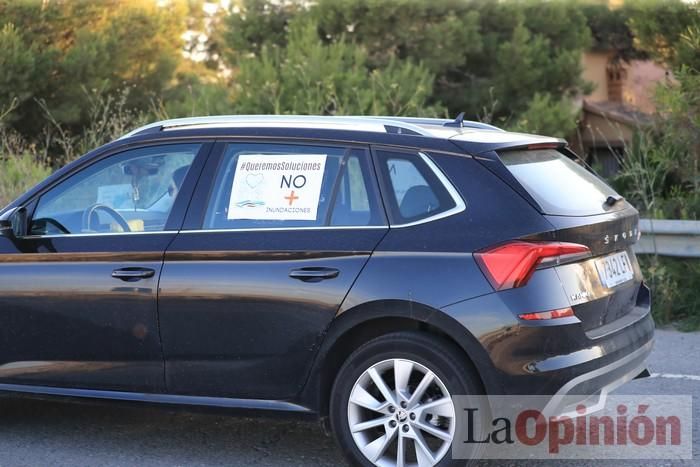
582, 100, 653, 127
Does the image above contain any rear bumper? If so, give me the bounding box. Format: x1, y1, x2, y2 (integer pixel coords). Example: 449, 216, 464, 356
493, 310, 654, 397
441, 275, 655, 399
541, 336, 652, 418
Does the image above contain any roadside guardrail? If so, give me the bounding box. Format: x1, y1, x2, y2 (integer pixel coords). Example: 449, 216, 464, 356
635, 219, 700, 258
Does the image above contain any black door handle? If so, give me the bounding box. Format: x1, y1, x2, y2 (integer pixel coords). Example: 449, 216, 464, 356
289, 267, 339, 282
112, 267, 156, 281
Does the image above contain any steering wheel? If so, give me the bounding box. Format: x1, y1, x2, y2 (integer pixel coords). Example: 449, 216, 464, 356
82, 204, 131, 233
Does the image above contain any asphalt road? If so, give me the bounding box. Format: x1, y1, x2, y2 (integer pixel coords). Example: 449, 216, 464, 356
0, 328, 696, 467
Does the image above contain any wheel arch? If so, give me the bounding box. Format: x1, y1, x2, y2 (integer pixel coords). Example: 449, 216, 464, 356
298, 299, 498, 419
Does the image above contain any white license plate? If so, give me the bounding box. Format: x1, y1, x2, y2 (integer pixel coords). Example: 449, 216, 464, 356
595, 251, 634, 289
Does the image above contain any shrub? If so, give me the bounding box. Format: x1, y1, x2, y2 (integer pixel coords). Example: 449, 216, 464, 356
639, 255, 700, 331
0, 152, 50, 208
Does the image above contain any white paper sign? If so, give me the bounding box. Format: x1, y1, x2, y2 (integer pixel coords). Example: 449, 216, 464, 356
97, 184, 135, 209
227, 154, 327, 220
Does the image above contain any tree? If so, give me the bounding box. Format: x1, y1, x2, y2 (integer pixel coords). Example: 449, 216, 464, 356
620, 0, 700, 213
232, 18, 438, 116
507, 93, 579, 138
626, 0, 700, 70
581, 2, 645, 62
222, 0, 592, 133
314, 0, 482, 77
0, 23, 48, 124
221, 0, 304, 62
0, 0, 189, 135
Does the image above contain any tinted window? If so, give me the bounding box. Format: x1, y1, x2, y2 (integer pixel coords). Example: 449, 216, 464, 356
376, 150, 457, 224
31, 144, 199, 236
203, 143, 384, 229
500, 149, 620, 216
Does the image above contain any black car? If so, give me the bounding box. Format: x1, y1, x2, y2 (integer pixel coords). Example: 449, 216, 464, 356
0, 115, 653, 466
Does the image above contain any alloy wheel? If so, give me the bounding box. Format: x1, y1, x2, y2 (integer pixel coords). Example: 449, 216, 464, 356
347, 358, 456, 467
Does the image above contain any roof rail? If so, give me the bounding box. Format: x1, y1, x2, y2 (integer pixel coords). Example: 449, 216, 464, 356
120, 115, 436, 139
366, 115, 503, 132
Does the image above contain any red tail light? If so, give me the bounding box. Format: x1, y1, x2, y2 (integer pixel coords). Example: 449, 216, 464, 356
519, 307, 574, 321
474, 241, 590, 291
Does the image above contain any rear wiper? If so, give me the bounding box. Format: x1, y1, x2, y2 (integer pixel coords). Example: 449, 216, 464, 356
604, 195, 624, 207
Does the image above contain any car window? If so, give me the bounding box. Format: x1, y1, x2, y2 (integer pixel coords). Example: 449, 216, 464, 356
499, 149, 621, 216
30, 144, 200, 236
203, 143, 384, 230
375, 150, 457, 225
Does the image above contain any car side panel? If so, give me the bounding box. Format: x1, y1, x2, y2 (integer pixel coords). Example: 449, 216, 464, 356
309, 152, 555, 400
341, 152, 552, 311
0, 234, 170, 392
158, 228, 387, 399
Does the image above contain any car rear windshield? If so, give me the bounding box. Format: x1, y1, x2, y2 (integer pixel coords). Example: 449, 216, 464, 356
499, 149, 620, 216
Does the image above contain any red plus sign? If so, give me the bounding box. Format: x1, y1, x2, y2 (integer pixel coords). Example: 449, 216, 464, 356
284, 190, 299, 206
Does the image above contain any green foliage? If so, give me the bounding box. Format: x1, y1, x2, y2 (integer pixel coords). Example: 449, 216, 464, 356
0, 23, 46, 122
0, 152, 50, 208
506, 93, 579, 138
219, 0, 594, 133
313, 0, 482, 76
0, 87, 149, 208
232, 19, 438, 116
608, 2, 700, 329
490, 19, 586, 121
654, 66, 700, 195
611, 127, 677, 217
157, 70, 236, 119
0, 111, 50, 208
39, 88, 150, 165
0, 0, 188, 135
639, 255, 700, 330
581, 2, 647, 61
613, 9, 700, 221
626, 0, 700, 70
221, 0, 304, 61
51, 3, 183, 124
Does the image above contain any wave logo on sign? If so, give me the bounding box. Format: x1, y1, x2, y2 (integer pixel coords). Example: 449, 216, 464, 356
235, 200, 265, 208
234, 173, 266, 208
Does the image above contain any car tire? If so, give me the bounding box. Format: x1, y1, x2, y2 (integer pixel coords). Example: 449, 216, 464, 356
330, 331, 484, 467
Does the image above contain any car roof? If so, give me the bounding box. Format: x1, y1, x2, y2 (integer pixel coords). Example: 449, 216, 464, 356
121, 115, 564, 153
0, 115, 566, 217
121, 115, 500, 138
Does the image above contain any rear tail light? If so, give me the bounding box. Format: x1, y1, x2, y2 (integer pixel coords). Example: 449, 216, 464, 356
474, 241, 590, 291
519, 307, 574, 321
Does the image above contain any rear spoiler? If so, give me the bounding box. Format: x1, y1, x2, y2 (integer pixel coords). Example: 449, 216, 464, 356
450, 138, 569, 216
449, 136, 567, 159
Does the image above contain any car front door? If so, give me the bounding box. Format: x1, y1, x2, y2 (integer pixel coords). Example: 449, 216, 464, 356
0, 142, 210, 393
158, 141, 388, 399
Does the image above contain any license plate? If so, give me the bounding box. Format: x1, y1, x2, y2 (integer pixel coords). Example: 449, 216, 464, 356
595, 251, 634, 289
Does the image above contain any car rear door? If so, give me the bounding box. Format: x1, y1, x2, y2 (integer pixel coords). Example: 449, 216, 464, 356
0, 142, 211, 392
158, 140, 388, 399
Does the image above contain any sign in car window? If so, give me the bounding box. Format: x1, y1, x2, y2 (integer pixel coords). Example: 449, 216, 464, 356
97, 184, 135, 210
228, 154, 327, 221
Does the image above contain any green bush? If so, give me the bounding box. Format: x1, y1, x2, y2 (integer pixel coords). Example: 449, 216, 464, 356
232, 18, 439, 116
638, 255, 700, 331
0, 87, 146, 208
0, 152, 50, 208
